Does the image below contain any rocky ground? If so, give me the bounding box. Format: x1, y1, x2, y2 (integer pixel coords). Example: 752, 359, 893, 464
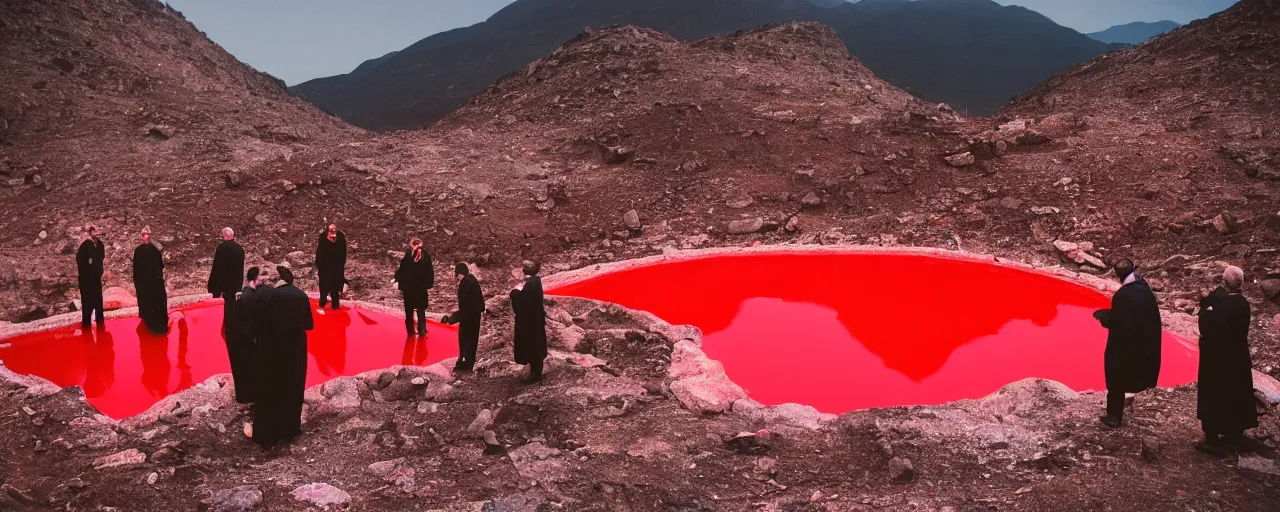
1, 295, 1279, 511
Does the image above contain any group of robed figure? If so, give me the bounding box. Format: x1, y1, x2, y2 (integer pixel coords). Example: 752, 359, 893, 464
79, 222, 549, 446
1094, 258, 1260, 456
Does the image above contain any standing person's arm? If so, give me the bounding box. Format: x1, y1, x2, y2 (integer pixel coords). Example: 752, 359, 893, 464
424, 252, 435, 289
302, 295, 315, 331
76, 242, 89, 275
338, 233, 348, 269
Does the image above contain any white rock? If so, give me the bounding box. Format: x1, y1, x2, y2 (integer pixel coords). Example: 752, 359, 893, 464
290, 483, 351, 508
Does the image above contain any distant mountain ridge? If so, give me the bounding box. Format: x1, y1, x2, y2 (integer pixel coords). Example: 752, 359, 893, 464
1086, 20, 1182, 44
290, 0, 1118, 131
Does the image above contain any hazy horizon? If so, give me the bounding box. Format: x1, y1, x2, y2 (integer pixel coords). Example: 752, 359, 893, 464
167, 0, 1238, 86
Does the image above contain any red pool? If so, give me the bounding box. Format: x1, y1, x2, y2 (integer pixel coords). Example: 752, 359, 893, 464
549, 252, 1199, 413
0, 300, 458, 419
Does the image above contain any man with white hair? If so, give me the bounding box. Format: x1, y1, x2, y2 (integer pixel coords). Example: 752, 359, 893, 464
1195, 265, 1258, 456
132, 226, 168, 334
207, 228, 246, 386
1092, 258, 1162, 428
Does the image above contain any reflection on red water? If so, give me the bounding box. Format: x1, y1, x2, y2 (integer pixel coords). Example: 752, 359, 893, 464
549, 253, 1199, 413
0, 300, 458, 419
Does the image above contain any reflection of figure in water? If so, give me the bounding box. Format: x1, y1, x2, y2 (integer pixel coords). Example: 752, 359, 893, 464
174, 315, 193, 393
234, 267, 272, 403
132, 226, 169, 334
400, 336, 429, 367
137, 322, 171, 400
1092, 258, 1162, 428
509, 261, 547, 384
394, 237, 434, 338
81, 328, 116, 399
1195, 266, 1259, 456
311, 303, 349, 376
251, 266, 313, 446
76, 224, 107, 330
315, 223, 347, 311
442, 263, 485, 372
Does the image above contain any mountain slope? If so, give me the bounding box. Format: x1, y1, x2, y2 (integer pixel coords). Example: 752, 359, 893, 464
1087, 20, 1182, 44
0, 0, 373, 320
291, 0, 1116, 130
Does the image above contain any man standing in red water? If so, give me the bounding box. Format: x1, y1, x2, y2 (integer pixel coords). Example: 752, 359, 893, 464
76, 224, 106, 330
394, 237, 434, 337
509, 261, 547, 384
132, 226, 168, 334
252, 266, 313, 446
442, 263, 485, 371
1092, 258, 1162, 428
207, 227, 247, 399
315, 223, 347, 311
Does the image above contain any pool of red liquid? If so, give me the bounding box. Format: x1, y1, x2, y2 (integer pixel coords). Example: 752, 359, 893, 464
0, 300, 458, 419
549, 252, 1199, 414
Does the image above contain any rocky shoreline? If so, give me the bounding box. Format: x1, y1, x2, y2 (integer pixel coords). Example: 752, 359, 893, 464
2, 257, 1279, 510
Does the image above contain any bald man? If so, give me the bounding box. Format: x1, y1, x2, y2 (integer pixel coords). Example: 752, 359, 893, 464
208, 227, 245, 341
1196, 266, 1258, 455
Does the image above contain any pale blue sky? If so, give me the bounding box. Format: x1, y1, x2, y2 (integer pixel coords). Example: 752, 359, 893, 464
166, 0, 1238, 86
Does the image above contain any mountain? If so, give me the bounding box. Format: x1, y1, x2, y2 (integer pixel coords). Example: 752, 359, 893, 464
1086, 20, 1182, 44
290, 0, 1117, 130
0, 0, 368, 320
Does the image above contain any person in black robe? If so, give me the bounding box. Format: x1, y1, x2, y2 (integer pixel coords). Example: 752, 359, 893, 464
132, 226, 169, 334
394, 237, 434, 337
232, 267, 271, 404
442, 263, 485, 371
1092, 258, 1162, 428
1196, 266, 1259, 455
251, 266, 313, 447
76, 224, 106, 329
509, 261, 547, 384
207, 227, 245, 333
315, 224, 348, 311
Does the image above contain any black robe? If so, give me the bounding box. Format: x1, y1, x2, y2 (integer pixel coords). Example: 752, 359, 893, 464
76, 238, 105, 303
252, 283, 313, 446
509, 275, 547, 365
1095, 277, 1162, 393
1197, 287, 1258, 434
132, 243, 168, 334
232, 283, 272, 403
445, 274, 486, 361
395, 248, 434, 306
206, 240, 245, 298
315, 230, 348, 294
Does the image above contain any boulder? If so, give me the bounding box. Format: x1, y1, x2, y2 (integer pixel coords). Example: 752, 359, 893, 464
223, 171, 244, 189
1261, 279, 1280, 299
623, 209, 642, 231
203, 486, 263, 512
728, 218, 765, 235
550, 324, 587, 352
888, 457, 915, 481
784, 215, 801, 232
1052, 240, 1104, 268
507, 442, 568, 482
945, 152, 975, 167
285, 251, 309, 267
761, 403, 835, 431
1254, 370, 1280, 406
726, 194, 755, 209
93, 449, 146, 470
724, 431, 770, 455
1210, 212, 1239, 234
466, 408, 496, 438
800, 191, 823, 207
290, 483, 350, 509
102, 287, 137, 310
670, 374, 746, 414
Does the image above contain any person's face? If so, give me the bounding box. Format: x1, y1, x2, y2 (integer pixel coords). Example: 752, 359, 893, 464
89, 229, 99, 240
328, 224, 337, 235
257, 274, 269, 286
142, 232, 150, 244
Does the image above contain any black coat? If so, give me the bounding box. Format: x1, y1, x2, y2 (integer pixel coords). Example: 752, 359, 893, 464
76, 239, 105, 291
315, 230, 347, 291
207, 240, 245, 297
252, 283, 312, 444
132, 243, 168, 333
395, 249, 434, 293
1197, 287, 1258, 433
510, 275, 547, 364
1096, 277, 1163, 393
236, 284, 272, 340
